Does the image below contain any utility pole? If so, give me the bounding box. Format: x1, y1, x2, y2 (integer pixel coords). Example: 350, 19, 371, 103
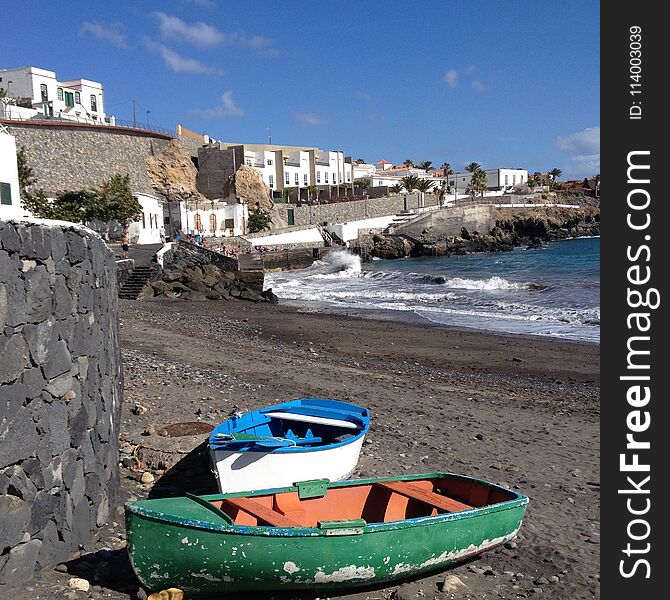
132, 99, 136, 128
268, 126, 272, 145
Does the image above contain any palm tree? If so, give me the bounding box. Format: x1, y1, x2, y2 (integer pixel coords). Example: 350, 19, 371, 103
549, 168, 562, 181
414, 178, 435, 209
465, 162, 481, 173
415, 179, 436, 193
307, 185, 319, 204
400, 175, 421, 192
436, 180, 451, 205
390, 184, 403, 194
441, 162, 453, 177
281, 187, 295, 204
418, 160, 433, 171
403, 159, 415, 168
466, 169, 487, 197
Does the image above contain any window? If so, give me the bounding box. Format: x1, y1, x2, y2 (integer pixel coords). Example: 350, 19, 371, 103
294, 173, 299, 185
57, 88, 63, 101
316, 171, 321, 183
303, 173, 308, 185
224, 218, 235, 231
90, 95, 97, 112
324, 172, 329, 183
505, 174, 509, 185
40, 84, 48, 102
209, 213, 217, 233
75, 92, 81, 104
513, 174, 517, 184
285, 172, 290, 185
246, 159, 252, 165
64, 91, 74, 108
0, 182, 12, 205
268, 175, 274, 189
333, 173, 337, 184
266, 159, 273, 166
142, 212, 146, 229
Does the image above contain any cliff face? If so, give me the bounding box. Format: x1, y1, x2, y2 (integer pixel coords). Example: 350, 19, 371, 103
230, 165, 273, 213
369, 199, 600, 259
147, 140, 206, 201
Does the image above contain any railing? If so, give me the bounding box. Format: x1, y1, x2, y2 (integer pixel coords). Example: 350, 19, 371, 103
0, 111, 174, 137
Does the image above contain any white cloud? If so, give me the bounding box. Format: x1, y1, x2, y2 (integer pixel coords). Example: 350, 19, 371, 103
555, 127, 601, 178
443, 69, 459, 88
471, 80, 487, 92
153, 11, 277, 55
154, 12, 224, 47
556, 126, 600, 155
145, 38, 223, 76
188, 92, 244, 119
293, 112, 326, 126
80, 21, 128, 48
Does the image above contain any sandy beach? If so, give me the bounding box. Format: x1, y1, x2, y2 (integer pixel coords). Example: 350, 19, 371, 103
16, 298, 599, 600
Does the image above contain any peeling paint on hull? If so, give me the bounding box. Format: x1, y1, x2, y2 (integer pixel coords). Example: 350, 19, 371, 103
125, 473, 528, 593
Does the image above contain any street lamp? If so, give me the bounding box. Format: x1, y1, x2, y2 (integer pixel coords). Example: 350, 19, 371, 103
5, 80, 12, 119
146, 110, 151, 129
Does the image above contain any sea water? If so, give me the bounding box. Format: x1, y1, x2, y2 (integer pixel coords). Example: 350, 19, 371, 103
265, 237, 600, 343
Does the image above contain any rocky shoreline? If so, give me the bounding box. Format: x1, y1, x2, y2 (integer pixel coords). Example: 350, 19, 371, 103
369, 201, 600, 260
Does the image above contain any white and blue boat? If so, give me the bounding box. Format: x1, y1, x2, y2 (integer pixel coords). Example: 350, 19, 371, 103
208, 398, 370, 493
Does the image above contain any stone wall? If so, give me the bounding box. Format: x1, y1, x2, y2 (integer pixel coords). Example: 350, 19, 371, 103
272, 192, 441, 226
396, 205, 498, 240
0, 219, 122, 587
6, 122, 172, 196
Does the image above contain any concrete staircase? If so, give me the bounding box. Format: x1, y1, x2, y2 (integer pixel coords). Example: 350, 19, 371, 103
383, 211, 417, 233
118, 265, 159, 300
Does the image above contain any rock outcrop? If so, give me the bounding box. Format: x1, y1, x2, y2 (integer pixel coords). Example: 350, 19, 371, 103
368, 200, 600, 259
230, 165, 273, 213
143, 246, 269, 303
147, 140, 206, 202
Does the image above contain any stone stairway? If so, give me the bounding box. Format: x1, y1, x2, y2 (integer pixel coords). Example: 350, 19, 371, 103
383, 211, 415, 233
118, 265, 159, 300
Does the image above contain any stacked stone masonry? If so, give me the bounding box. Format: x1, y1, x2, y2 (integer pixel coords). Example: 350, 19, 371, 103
6, 122, 172, 196
0, 220, 122, 587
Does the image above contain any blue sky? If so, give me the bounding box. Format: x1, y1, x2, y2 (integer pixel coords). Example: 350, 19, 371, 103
1, 0, 600, 178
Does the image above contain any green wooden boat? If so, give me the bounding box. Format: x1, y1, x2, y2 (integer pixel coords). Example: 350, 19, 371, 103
125, 472, 528, 594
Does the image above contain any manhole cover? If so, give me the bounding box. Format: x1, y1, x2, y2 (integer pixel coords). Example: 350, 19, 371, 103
159, 421, 214, 437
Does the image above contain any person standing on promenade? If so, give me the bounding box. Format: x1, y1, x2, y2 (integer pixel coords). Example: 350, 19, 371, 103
159, 225, 166, 243
122, 234, 129, 259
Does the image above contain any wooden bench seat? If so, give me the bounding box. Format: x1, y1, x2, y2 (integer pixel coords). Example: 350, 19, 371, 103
222, 497, 302, 527
376, 480, 473, 513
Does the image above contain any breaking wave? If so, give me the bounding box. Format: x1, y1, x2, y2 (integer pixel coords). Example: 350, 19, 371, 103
265, 239, 600, 342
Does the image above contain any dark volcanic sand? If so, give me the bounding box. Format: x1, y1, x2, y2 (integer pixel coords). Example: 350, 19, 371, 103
16, 298, 600, 600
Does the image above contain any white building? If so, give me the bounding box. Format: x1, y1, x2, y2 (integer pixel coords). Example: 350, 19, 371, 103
447, 168, 528, 193
126, 194, 164, 245
165, 199, 248, 239
198, 142, 353, 203
0, 125, 28, 221
0, 66, 111, 125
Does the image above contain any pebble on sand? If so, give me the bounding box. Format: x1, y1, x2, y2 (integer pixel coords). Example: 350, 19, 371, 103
67, 578, 90, 592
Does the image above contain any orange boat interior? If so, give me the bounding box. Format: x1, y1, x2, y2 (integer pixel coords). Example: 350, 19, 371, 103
209, 477, 515, 528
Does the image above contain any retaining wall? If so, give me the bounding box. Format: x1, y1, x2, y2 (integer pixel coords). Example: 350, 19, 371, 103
5, 121, 172, 196
272, 192, 441, 226
0, 219, 122, 587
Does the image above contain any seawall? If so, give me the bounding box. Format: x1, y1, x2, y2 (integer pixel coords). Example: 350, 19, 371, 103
0, 219, 122, 587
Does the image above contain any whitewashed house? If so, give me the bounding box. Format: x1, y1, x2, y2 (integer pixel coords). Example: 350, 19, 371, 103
447, 168, 528, 193
0, 66, 111, 125
165, 199, 248, 239
0, 125, 29, 221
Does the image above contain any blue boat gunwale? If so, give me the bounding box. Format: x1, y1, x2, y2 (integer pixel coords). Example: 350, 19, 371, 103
208, 398, 371, 454
126, 471, 529, 538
